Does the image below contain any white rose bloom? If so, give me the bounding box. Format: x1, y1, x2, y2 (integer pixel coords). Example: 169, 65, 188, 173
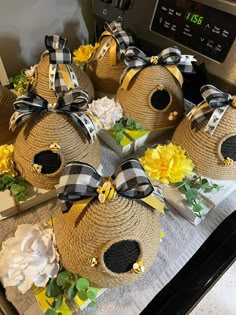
88, 97, 123, 131
0, 223, 60, 294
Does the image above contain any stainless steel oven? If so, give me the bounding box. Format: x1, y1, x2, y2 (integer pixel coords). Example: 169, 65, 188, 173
92, 0, 236, 102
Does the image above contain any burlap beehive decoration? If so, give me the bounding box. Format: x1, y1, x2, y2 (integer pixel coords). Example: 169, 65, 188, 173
0, 85, 16, 144
31, 35, 94, 103
54, 159, 160, 288
86, 21, 134, 95
10, 88, 101, 190
116, 47, 197, 131
172, 84, 236, 180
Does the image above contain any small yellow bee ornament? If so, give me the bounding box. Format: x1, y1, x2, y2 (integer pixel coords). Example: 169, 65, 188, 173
223, 157, 234, 166
88, 257, 98, 267
32, 164, 43, 174
49, 142, 61, 153
132, 261, 145, 274
97, 180, 117, 203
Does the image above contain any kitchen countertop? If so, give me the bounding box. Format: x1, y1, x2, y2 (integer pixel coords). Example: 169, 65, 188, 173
190, 261, 236, 315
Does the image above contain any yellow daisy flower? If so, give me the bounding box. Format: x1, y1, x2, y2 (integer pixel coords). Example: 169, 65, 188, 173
73, 44, 96, 64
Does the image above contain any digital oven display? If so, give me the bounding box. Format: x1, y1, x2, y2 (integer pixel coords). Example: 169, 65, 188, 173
185, 11, 204, 26
150, 0, 236, 62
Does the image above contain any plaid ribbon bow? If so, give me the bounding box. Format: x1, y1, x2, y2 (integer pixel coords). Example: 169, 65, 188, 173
57, 158, 154, 213
10, 88, 97, 143
188, 84, 234, 135
98, 21, 134, 66
120, 46, 196, 90
45, 35, 79, 95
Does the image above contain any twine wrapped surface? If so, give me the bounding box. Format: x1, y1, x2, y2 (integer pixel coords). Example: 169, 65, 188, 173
172, 98, 236, 180
116, 66, 184, 131
14, 113, 101, 190
0, 85, 16, 144
86, 37, 126, 95
31, 54, 94, 103
54, 196, 160, 288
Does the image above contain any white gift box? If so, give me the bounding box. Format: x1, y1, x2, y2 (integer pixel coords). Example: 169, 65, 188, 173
99, 129, 163, 157
0, 187, 56, 220
162, 178, 236, 225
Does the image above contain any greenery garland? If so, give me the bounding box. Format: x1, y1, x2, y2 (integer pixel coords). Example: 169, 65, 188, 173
45, 270, 98, 315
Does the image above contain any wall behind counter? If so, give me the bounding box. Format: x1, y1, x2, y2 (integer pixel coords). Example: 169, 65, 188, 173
0, 0, 93, 77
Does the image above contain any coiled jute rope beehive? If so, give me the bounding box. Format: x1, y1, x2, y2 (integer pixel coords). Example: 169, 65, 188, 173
116, 46, 187, 131
12, 35, 101, 190
173, 85, 236, 180
32, 55, 94, 104
86, 21, 134, 95
0, 85, 16, 144
54, 159, 160, 288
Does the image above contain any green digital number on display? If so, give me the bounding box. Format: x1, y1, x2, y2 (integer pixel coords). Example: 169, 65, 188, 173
185, 12, 204, 25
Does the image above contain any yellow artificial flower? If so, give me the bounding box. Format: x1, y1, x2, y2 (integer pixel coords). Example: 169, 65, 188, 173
140, 143, 194, 184
73, 44, 95, 64
0, 144, 16, 177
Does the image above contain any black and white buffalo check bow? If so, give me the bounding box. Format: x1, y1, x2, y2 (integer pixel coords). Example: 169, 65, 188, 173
103, 21, 133, 57
98, 21, 134, 65
189, 85, 233, 134
57, 159, 154, 213
123, 46, 182, 68
45, 35, 79, 95
120, 46, 196, 89
10, 88, 97, 143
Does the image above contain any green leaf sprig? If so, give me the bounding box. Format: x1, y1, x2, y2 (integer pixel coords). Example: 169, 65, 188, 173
0, 174, 28, 202
9, 73, 30, 95
112, 118, 143, 144
45, 270, 98, 314
176, 175, 221, 218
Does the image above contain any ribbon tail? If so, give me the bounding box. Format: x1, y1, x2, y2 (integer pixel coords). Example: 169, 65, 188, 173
9, 112, 31, 131
189, 104, 213, 129
204, 105, 228, 135
166, 65, 184, 87
99, 30, 112, 42
67, 65, 79, 88
121, 68, 141, 90
109, 38, 117, 66
49, 64, 57, 91
97, 37, 112, 61
141, 194, 164, 214
60, 197, 93, 214
58, 64, 75, 90
68, 112, 97, 143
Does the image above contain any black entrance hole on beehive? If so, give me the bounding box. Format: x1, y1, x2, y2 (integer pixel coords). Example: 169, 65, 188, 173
34, 150, 61, 174
104, 240, 140, 273
221, 135, 236, 161
150, 89, 170, 110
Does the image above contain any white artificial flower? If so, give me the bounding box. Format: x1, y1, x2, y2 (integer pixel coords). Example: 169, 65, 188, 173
88, 97, 123, 131
0, 223, 60, 294
24, 65, 37, 78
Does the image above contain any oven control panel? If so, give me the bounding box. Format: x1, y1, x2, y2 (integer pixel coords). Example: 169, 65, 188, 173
151, 0, 235, 62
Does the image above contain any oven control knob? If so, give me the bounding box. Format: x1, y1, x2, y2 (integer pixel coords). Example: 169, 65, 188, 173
119, 0, 131, 10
